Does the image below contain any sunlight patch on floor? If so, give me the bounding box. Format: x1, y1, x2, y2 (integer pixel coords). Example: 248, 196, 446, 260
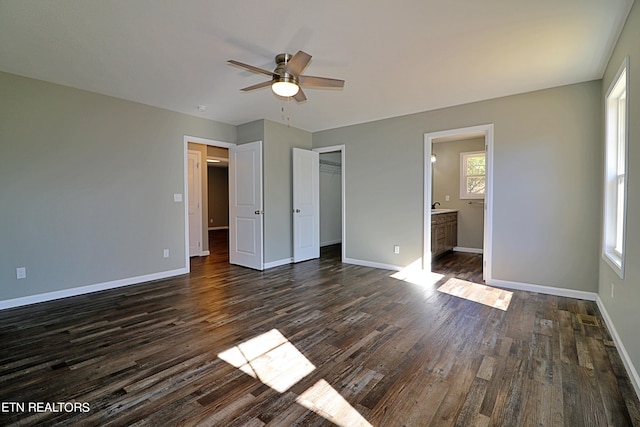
390, 258, 445, 287
217, 328, 315, 393
218, 329, 372, 425
296, 379, 373, 427
437, 278, 513, 311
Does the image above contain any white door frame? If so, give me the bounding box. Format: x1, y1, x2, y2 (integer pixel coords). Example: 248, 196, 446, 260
313, 145, 346, 262
423, 125, 493, 281
183, 135, 236, 273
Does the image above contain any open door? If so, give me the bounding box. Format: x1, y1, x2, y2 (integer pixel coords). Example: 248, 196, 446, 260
293, 148, 320, 262
187, 149, 202, 256
229, 141, 263, 270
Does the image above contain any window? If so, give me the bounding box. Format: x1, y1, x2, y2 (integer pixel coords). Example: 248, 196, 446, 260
460, 151, 486, 199
603, 57, 628, 278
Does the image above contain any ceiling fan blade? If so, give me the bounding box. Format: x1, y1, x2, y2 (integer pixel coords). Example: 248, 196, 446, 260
228, 60, 275, 77
299, 75, 345, 88
240, 80, 273, 91
284, 51, 312, 75
293, 88, 307, 102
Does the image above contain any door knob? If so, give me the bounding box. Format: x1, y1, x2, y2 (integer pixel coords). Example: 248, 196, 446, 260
294, 209, 301, 213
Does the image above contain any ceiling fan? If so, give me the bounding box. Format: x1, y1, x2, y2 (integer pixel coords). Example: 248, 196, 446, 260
228, 50, 344, 102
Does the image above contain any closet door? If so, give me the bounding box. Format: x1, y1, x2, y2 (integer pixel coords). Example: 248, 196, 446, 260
293, 148, 319, 263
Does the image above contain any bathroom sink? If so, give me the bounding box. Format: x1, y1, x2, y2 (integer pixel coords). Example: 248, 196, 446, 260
431, 208, 456, 214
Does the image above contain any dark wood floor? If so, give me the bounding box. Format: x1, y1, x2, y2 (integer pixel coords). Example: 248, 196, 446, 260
1, 231, 639, 426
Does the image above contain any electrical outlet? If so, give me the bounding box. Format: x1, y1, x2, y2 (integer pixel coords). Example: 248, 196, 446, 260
163, 249, 170, 258
16, 267, 26, 279
611, 283, 614, 299
445, 194, 450, 201
394, 245, 400, 254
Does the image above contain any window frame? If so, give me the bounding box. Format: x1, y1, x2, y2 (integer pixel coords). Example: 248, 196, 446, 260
460, 150, 486, 200
603, 57, 629, 279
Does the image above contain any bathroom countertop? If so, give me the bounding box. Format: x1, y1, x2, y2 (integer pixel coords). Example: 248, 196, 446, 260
431, 209, 458, 215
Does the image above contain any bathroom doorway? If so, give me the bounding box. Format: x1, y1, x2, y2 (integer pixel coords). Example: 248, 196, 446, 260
424, 125, 493, 282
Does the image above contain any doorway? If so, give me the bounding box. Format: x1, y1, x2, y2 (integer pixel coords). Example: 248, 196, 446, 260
206, 147, 230, 263
183, 136, 235, 272
314, 145, 346, 262
424, 125, 493, 281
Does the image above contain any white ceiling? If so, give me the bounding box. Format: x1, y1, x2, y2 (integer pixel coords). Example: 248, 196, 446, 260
0, 1, 633, 132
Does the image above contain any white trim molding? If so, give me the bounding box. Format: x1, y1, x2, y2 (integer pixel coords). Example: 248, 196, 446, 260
343, 257, 403, 272
0, 268, 187, 311
454, 247, 484, 254
489, 278, 597, 301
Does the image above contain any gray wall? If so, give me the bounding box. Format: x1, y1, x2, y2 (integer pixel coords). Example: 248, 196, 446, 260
598, 0, 640, 389
236, 120, 264, 145
432, 137, 485, 250
0, 71, 235, 301
313, 80, 602, 293
207, 166, 229, 228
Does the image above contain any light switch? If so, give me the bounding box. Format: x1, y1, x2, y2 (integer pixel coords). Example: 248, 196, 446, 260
173, 193, 183, 202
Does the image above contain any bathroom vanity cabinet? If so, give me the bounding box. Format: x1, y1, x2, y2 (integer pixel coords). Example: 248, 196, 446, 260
431, 210, 458, 258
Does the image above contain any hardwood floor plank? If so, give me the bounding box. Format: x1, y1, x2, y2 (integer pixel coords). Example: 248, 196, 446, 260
1, 240, 639, 426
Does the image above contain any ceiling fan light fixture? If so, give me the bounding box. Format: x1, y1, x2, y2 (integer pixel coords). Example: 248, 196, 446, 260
272, 80, 299, 97
229, 51, 344, 102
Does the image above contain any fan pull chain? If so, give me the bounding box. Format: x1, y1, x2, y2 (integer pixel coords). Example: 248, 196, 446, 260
281, 99, 291, 127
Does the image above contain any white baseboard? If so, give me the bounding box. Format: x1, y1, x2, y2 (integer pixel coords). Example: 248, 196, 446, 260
263, 258, 293, 269
189, 251, 209, 257
488, 278, 597, 301
454, 246, 483, 254
0, 268, 187, 311
343, 257, 403, 271
596, 296, 640, 401
321, 239, 342, 247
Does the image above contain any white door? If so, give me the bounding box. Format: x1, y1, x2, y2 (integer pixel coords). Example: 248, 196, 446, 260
293, 148, 320, 262
229, 141, 264, 270
188, 150, 202, 256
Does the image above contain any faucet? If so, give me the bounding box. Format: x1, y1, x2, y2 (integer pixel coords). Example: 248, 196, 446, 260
431, 202, 440, 209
